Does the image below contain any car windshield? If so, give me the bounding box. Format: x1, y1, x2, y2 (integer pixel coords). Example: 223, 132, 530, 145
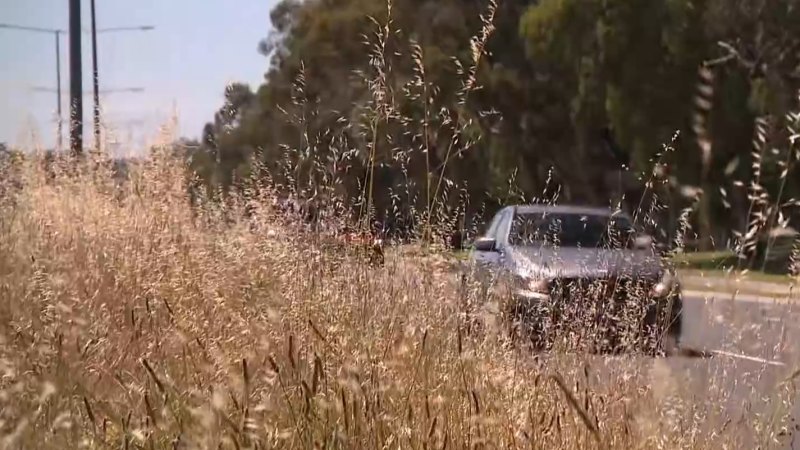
508, 212, 634, 248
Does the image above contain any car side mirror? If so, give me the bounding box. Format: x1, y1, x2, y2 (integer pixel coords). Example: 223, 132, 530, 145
632, 234, 654, 250
473, 237, 498, 252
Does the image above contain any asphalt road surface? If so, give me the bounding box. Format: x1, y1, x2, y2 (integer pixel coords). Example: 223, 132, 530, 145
454, 260, 800, 445
680, 290, 797, 362
500, 288, 800, 446
635, 291, 800, 447
523, 291, 800, 447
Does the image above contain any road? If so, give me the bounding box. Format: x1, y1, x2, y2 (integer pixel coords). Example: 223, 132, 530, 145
522, 291, 800, 447
680, 290, 798, 363
450, 258, 800, 445
623, 292, 800, 447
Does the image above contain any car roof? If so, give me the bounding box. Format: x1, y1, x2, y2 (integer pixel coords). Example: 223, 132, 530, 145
509, 204, 630, 219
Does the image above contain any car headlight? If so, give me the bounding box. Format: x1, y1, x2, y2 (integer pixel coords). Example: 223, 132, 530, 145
506, 272, 551, 302
505, 257, 551, 299
650, 269, 676, 298
512, 274, 549, 292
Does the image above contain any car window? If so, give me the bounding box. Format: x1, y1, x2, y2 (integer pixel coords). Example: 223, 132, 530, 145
494, 209, 514, 245
484, 208, 506, 238
486, 208, 508, 239
508, 212, 634, 248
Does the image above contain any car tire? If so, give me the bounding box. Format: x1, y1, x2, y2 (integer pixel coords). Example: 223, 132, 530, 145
502, 297, 551, 353
643, 290, 682, 357
654, 331, 680, 357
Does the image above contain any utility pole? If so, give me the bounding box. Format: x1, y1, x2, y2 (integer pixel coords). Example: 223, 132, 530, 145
55, 30, 63, 151
91, 0, 100, 153
69, 0, 83, 155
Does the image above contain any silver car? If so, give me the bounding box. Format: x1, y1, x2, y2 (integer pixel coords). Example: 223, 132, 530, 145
467, 204, 682, 355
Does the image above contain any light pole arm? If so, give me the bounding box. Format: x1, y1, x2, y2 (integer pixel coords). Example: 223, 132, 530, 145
0, 23, 65, 34
82, 25, 155, 33
32, 86, 144, 95
99, 25, 154, 32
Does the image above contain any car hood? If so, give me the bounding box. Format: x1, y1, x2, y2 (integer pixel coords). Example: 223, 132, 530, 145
506, 245, 663, 280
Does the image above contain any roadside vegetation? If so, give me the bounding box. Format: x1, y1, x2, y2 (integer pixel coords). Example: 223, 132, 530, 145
2, 0, 800, 448
1, 141, 797, 449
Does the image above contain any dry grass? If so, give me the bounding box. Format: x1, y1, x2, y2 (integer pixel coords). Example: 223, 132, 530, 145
0, 146, 796, 450
1, 0, 798, 447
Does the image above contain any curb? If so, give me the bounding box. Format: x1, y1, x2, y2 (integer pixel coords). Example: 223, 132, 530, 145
679, 275, 797, 299
682, 289, 800, 305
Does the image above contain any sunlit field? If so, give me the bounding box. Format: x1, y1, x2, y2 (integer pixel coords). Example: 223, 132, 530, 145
0, 143, 797, 449
3, 0, 800, 447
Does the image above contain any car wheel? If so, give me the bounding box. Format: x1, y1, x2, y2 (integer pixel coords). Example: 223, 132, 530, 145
655, 331, 680, 357
502, 298, 550, 353
644, 290, 682, 357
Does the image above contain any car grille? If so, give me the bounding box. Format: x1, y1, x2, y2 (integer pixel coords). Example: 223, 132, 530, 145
548, 276, 656, 303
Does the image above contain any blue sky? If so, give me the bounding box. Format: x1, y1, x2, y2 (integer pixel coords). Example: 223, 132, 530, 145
1, 0, 278, 155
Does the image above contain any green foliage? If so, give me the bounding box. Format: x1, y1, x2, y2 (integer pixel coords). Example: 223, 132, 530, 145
194, 0, 800, 242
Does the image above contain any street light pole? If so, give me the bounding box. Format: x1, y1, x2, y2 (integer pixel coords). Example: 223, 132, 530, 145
0, 24, 65, 150
2, 18, 152, 154
87, 3, 154, 154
